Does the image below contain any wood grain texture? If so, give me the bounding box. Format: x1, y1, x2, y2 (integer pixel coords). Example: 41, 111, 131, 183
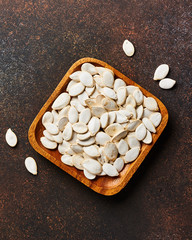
28, 57, 168, 195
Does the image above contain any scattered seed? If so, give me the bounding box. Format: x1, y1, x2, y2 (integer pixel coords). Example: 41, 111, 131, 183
159, 78, 176, 89
5, 128, 18, 147
25, 157, 37, 175
122, 39, 135, 57
153, 64, 169, 80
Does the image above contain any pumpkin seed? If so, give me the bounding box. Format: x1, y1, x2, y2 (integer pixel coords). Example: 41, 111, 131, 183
103, 163, 119, 177
58, 117, 68, 131
127, 135, 141, 148
126, 119, 141, 131
84, 168, 96, 180
122, 39, 135, 57
159, 78, 176, 89
61, 155, 73, 166
93, 75, 105, 87
135, 123, 147, 140
58, 140, 70, 154
77, 137, 95, 146
70, 98, 85, 112
42, 111, 53, 127
105, 123, 123, 136
103, 70, 114, 88
142, 117, 156, 133
63, 122, 73, 141
95, 132, 111, 145
43, 130, 54, 141
69, 71, 81, 81
143, 108, 154, 118
117, 86, 127, 105
91, 106, 106, 118
25, 157, 37, 175
142, 130, 152, 144
153, 64, 169, 80
86, 86, 95, 96
52, 93, 71, 110
144, 97, 159, 111
68, 106, 79, 124
40, 137, 57, 149
83, 145, 100, 158
108, 111, 116, 124
102, 98, 118, 111
78, 91, 89, 106
81, 63, 97, 75
72, 155, 84, 170
66, 80, 77, 92
126, 85, 139, 95
124, 147, 140, 163
88, 117, 100, 136
58, 106, 70, 119
136, 105, 143, 119
100, 112, 109, 128
126, 104, 136, 118
114, 78, 126, 92
68, 82, 85, 96
52, 131, 63, 143
102, 87, 117, 100
73, 122, 88, 134
83, 159, 102, 174
79, 71, 93, 87
112, 130, 128, 142
114, 158, 124, 172
71, 144, 83, 154
5, 128, 18, 147
77, 132, 91, 141
79, 108, 91, 124
117, 139, 129, 155
115, 112, 128, 124
149, 112, 162, 127
125, 95, 136, 107
45, 123, 59, 135
104, 142, 118, 161
133, 89, 143, 105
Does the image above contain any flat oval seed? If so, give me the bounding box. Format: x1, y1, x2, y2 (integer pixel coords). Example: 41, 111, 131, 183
124, 147, 140, 163
58, 117, 68, 131
136, 105, 143, 119
43, 130, 54, 141
103, 70, 114, 88
126, 105, 136, 118
78, 91, 89, 106
125, 95, 136, 107
104, 143, 118, 161
45, 123, 59, 135
100, 112, 109, 129
135, 123, 147, 140
81, 63, 97, 75
40, 137, 57, 149
77, 137, 95, 146
153, 64, 169, 80
126, 120, 141, 131
68, 106, 79, 124
83, 159, 102, 174
118, 139, 129, 155
142, 130, 152, 144
115, 112, 128, 124
84, 169, 96, 180
73, 122, 88, 133
91, 106, 106, 118
5, 128, 18, 147
63, 122, 73, 141
72, 155, 84, 170
52, 110, 59, 126
114, 78, 126, 92
133, 89, 143, 105
108, 111, 116, 124
83, 145, 100, 158
126, 85, 139, 95
112, 130, 128, 142
127, 135, 141, 148
102, 98, 118, 111
105, 123, 123, 136
71, 144, 83, 154
122, 39, 135, 57
61, 155, 73, 166
114, 158, 124, 172
69, 71, 81, 81
103, 163, 119, 177
95, 132, 111, 145
58, 106, 70, 119
52, 132, 63, 143
58, 140, 70, 154
70, 98, 85, 112
142, 117, 156, 133
88, 117, 100, 136
144, 97, 159, 111
149, 112, 162, 127
117, 86, 127, 105
69, 82, 85, 96
66, 80, 77, 92
77, 132, 91, 141
86, 86, 95, 96
42, 111, 53, 126
79, 108, 91, 124
102, 87, 117, 100
52, 93, 70, 110
25, 157, 37, 175
143, 108, 154, 118
159, 78, 176, 89
79, 71, 93, 87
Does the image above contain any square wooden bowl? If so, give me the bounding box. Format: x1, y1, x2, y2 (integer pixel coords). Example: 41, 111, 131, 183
28, 57, 168, 196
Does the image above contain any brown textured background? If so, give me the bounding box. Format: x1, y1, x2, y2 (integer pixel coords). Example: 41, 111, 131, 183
0, 0, 191, 239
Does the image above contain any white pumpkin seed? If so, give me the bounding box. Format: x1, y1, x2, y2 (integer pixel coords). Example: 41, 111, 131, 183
66, 80, 77, 92
104, 142, 118, 161
126, 104, 136, 118
97, 170, 107, 176
43, 130, 54, 141
63, 122, 73, 141
118, 110, 133, 118
112, 130, 128, 142
51, 110, 59, 126
115, 112, 128, 124
52, 132, 63, 143
124, 147, 140, 163
125, 95, 136, 107
42, 111, 53, 127
83, 145, 100, 158
136, 105, 143, 119
108, 111, 116, 124
69, 82, 85, 96
78, 91, 89, 106
58, 106, 70, 119
65, 148, 75, 155
103, 163, 119, 177
149, 112, 162, 127
88, 117, 100, 136
40, 137, 57, 149
102, 98, 118, 111
114, 78, 126, 92
81, 63, 97, 75
102, 87, 117, 100
58, 117, 68, 131
45, 123, 59, 135
159, 78, 176, 89
135, 123, 147, 140
142, 130, 152, 144
79, 71, 93, 87
105, 123, 123, 136
25, 157, 37, 175
91, 106, 106, 118
70, 98, 85, 112
93, 75, 105, 87
95, 132, 111, 145
68, 106, 79, 124
122, 39, 135, 57
58, 140, 70, 154
117, 86, 127, 105
144, 97, 159, 111
69, 71, 81, 81
77, 137, 95, 146
5, 128, 18, 147
96, 66, 110, 75
114, 158, 124, 172
100, 112, 109, 128
77, 132, 91, 141
127, 135, 141, 148
143, 108, 154, 118
71, 144, 83, 154
52, 93, 71, 110
126, 119, 141, 131
153, 64, 169, 80
142, 117, 156, 133
91, 88, 100, 98
83, 159, 102, 174
118, 139, 129, 155
85, 86, 95, 96
126, 85, 139, 95
133, 89, 143, 105
84, 168, 96, 180
73, 122, 88, 134
72, 155, 84, 170
79, 108, 91, 124
61, 155, 73, 166
103, 70, 114, 88
85, 98, 97, 108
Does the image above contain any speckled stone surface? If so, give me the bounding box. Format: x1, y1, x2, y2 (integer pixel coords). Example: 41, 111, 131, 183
0, 1, 191, 239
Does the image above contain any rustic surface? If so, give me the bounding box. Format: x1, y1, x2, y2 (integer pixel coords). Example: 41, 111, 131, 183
0, 0, 191, 239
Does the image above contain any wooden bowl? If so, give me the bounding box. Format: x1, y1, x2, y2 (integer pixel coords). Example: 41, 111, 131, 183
28, 57, 168, 196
